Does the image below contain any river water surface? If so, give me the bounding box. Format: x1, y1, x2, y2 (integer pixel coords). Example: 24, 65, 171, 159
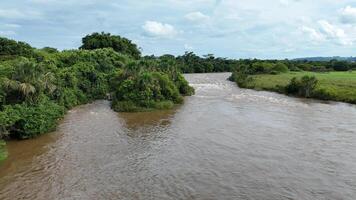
1, 73, 356, 200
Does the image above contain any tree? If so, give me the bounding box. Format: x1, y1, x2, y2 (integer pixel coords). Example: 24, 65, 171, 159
2, 60, 56, 103
80, 32, 141, 59
286, 76, 318, 98
331, 61, 349, 71
0, 37, 34, 58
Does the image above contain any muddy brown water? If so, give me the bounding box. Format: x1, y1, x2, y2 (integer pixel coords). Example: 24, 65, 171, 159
1, 73, 356, 200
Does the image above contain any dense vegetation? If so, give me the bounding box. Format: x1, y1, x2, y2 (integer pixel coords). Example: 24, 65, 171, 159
145, 52, 356, 74
227, 52, 356, 103
0, 33, 194, 161
230, 71, 356, 104
80, 32, 141, 59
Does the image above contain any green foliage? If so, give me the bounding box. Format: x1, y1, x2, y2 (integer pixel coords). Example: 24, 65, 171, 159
0, 37, 34, 59
285, 76, 318, 98
0, 35, 194, 145
331, 60, 350, 71
1, 59, 57, 104
41, 47, 59, 54
176, 52, 233, 73
273, 63, 289, 73
229, 70, 254, 88
236, 72, 356, 104
0, 140, 7, 162
160, 52, 352, 74
175, 73, 195, 96
110, 61, 191, 111
80, 32, 141, 59
0, 98, 65, 139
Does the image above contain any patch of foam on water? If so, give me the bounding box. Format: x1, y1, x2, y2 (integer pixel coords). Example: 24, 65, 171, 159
194, 95, 220, 99
228, 93, 308, 108
90, 111, 98, 115
190, 83, 230, 91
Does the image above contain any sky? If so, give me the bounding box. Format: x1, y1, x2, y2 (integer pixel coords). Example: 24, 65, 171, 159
0, 0, 356, 59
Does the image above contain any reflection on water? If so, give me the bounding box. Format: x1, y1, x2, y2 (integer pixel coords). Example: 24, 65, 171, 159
1, 73, 356, 200
121, 110, 175, 129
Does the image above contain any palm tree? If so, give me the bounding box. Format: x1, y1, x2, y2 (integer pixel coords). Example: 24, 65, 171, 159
2, 61, 56, 103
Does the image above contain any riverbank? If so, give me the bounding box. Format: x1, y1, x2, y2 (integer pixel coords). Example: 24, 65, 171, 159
235, 71, 356, 104
0, 140, 7, 162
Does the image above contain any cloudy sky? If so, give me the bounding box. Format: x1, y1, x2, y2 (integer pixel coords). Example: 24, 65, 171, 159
0, 0, 356, 59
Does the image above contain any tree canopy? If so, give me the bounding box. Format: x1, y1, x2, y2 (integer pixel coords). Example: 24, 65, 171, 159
0, 37, 34, 58
80, 32, 141, 59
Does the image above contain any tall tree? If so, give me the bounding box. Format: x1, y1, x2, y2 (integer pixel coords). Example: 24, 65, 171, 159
80, 32, 141, 59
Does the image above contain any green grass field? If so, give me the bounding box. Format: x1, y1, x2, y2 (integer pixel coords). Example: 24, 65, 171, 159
246, 71, 356, 104
0, 140, 7, 162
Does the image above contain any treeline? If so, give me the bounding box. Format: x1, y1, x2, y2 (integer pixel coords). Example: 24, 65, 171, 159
0, 32, 194, 141
144, 52, 356, 74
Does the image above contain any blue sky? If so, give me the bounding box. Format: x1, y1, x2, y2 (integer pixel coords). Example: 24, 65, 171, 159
0, 0, 356, 59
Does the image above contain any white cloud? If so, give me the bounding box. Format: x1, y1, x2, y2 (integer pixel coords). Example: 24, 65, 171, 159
340, 6, 356, 24
301, 20, 352, 46
0, 9, 42, 19
301, 26, 325, 42
318, 20, 351, 45
185, 12, 210, 23
142, 21, 178, 38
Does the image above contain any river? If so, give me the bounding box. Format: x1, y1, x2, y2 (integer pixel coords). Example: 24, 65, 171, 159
0, 73, 356, 200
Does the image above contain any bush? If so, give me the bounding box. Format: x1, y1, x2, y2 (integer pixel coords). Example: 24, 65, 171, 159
312, 87, 336, 101
5, 100, 65, 139
332, 61, 350, 71
272, 63, 289, 73
285, 76, 318, 98
110, 62, 190, 111
175, 74, 195, 96
229, 71, 253, 88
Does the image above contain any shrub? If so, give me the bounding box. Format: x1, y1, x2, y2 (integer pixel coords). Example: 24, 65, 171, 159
272, 63, 289, 73
285, 75, 318, 98
7, 100, 65, 139
229, 71, 253, 88
175, 74, 195, 96
332, 61, 350, 71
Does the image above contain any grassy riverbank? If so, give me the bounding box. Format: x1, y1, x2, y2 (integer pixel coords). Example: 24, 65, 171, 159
238, 71, 356, 104
0, 140, 7, 162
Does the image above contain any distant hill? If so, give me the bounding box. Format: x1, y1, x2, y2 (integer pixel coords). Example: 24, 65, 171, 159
293, 56, 356, 62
